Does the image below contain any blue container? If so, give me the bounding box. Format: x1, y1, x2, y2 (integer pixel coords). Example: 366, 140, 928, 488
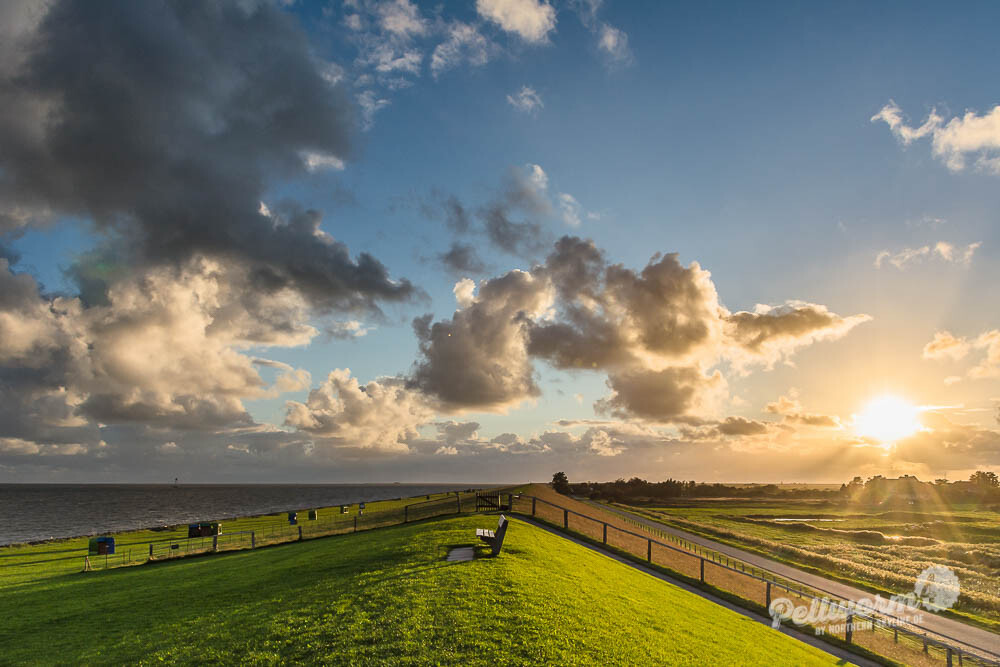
96, 536, 115, 555
288, 511, 297, 525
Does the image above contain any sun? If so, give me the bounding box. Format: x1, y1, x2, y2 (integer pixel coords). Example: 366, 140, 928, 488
853, 395, 923, 443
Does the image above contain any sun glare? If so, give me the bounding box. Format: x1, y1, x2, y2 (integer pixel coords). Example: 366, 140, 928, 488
853, 395, 923, 443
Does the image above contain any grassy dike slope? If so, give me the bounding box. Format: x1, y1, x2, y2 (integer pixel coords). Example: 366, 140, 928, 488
0, 515, 839, 665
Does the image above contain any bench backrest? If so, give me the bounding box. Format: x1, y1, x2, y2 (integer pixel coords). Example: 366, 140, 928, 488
492, 515, 509, 556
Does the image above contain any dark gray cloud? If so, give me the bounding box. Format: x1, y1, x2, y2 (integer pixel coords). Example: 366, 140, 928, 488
409, 268, 551, 410
480, 203, 547, 256
726, 302, 871, 370
418, 164, 556, 264
438, 241, 487, 275
0, 0, 414, 312
595, 367, 725, 422
410, 235, 868, 421
716, 416, 769, 436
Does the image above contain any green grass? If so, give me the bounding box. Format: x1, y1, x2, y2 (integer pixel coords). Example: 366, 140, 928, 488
0, 515, 840, 665
0, 491, 473, 589
613, 498, 1000, 630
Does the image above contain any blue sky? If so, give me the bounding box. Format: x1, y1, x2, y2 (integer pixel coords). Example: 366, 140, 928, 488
2, 0, 1000, 482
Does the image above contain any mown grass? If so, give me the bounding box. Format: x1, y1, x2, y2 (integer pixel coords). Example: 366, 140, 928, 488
0, 514, 840, 665
0, 491, 472, 589
614, 498, 1000, 630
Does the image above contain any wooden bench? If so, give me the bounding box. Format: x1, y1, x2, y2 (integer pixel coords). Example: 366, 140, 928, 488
476, 514, 509, 556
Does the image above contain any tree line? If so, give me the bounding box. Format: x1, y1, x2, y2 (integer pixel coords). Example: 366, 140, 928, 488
550, 470, 1000, 505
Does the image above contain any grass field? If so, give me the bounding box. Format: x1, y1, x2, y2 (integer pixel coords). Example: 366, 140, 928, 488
0, 514, 839, 665
614, 498, 1000, 629
0, 491, 471, 588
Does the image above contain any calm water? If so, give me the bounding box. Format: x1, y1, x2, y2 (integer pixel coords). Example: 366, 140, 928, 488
0, 484, 482, 546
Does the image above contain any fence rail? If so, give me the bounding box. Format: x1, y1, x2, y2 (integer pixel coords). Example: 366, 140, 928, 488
83, 493, 470, 572
507, 493, 1000, 667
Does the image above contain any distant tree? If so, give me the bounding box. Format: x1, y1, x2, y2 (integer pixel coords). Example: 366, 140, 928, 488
934, 478, 950, 486
970, 471, 1000, 487
551, 471, 571, 495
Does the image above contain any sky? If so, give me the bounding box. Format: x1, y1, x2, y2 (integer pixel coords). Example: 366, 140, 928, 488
1, 0, 999, 484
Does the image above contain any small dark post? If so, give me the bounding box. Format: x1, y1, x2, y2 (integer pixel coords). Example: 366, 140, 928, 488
297, 526, 303, 541
845, 614, 853, 644
149, 543, 153, 558
893, 627, 898, 644
602, 523, 607, 544
456, 495, 461, 513
947, 647, 953, 667
647, 539, 652, 562
354, 516, 358, 532
531, 497, 537, 515
404, 505, 409, 523
766, 581, 771, 607
700, 558, 705, 583
251, 531, 256, 549
923, 635, 928, 654
563, 509, 568, 529
212, 534, 218, 552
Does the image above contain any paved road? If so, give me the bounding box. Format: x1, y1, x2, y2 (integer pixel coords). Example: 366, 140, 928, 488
589, 501, 1000, 659
518, 516, 880, 667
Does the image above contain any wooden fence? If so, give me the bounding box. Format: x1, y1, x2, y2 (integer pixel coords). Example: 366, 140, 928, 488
508, 494, 1000, 667
84, 494, 470, 572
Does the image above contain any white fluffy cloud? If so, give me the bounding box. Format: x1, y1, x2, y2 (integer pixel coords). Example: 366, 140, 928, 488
597, 24, 631, 64
873, 100, 1000, 174
875, 241, 980, 269
431, 22, 494, 76
506, 85, 544, 113
476, 0, 556, 43
285, 369, 435, 454
923, 329, 1000, 381
0, 256, 317, 438
376, 0, 427, 37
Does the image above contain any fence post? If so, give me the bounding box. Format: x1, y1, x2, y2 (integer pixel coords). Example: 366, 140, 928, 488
700, 558, 705, 583
456, 495, 461, 514
212, 534, 218, 552
923, 635, 928, 654
602, 523, 607, 544
149, 543, 153, 559
893, 627, 897, 643
354, 516, 358, 532
647, 539, 652, 562
947, 647, 953, 667
845, 614, 853, 644
532, 497, 536, 515
251, 531, 256, 549
298, 526, 303, 541
766, 582, 771, 607
404, 505, 409, 523
563, 509, 568, 529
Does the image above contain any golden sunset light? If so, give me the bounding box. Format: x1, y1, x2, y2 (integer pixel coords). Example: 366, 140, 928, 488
853, 395, 923, 444
2, 1, 999, 664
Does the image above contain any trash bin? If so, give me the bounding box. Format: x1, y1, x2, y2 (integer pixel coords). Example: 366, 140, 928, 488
288, 511, 297, 525
96, 536, 115, 555
188, 523, 200, 538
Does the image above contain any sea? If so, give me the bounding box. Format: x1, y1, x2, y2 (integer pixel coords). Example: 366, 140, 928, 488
0, 483, 484, 546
